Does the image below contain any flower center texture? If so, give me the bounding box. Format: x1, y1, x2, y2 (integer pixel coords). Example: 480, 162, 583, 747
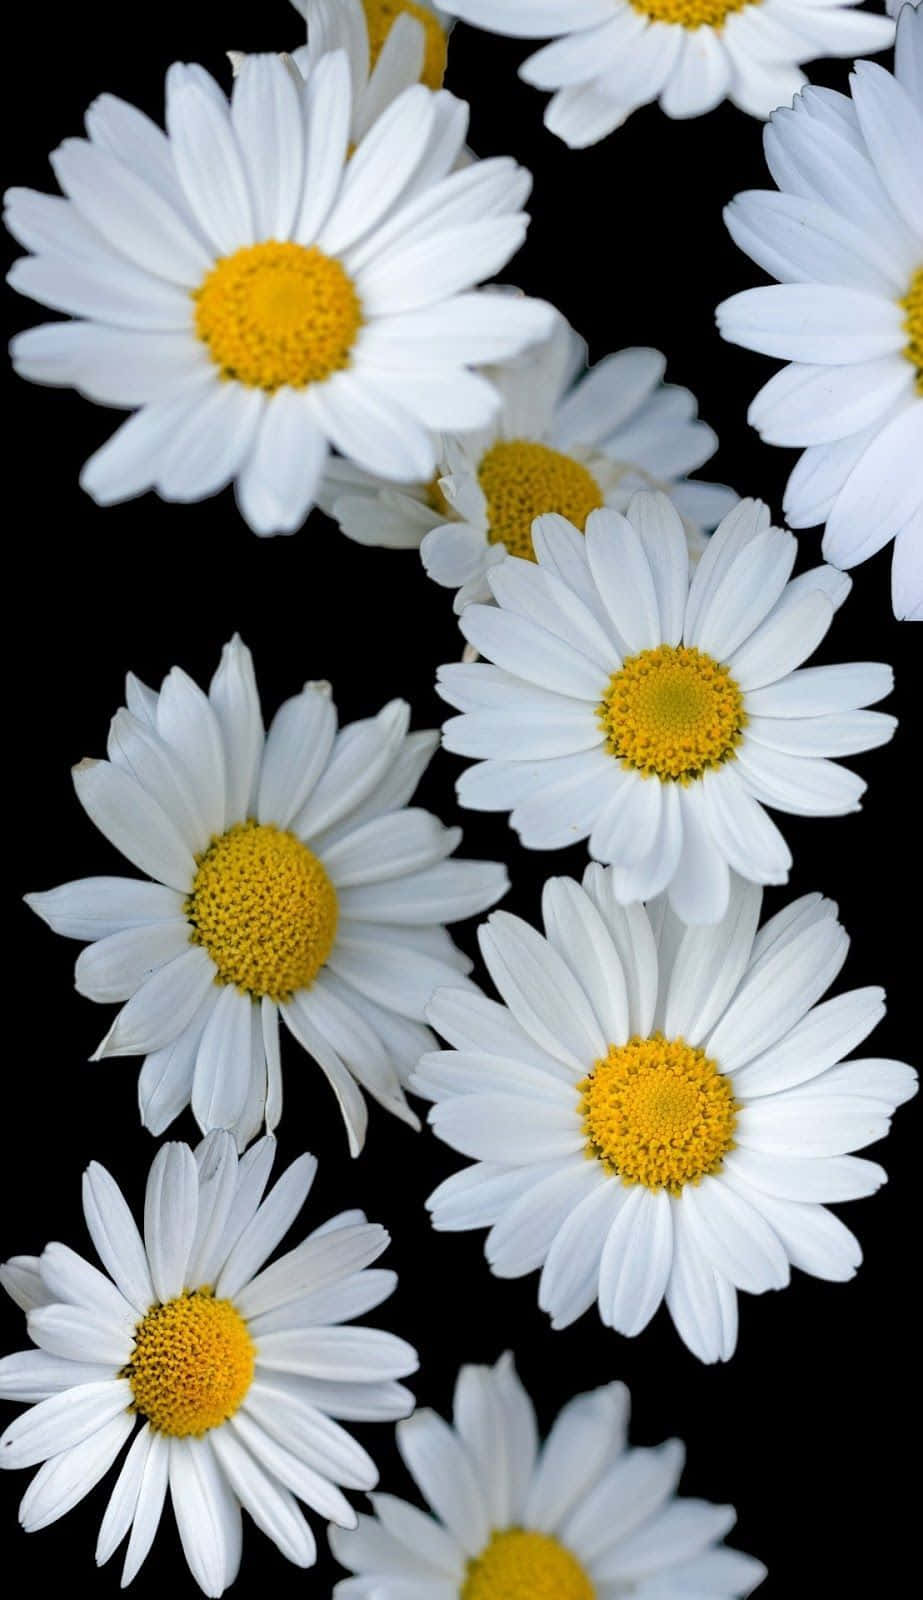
598, 643, 746, 782
126, 1291, 255, 1438
902, 266, 923, 393
477, 439, 605, 561
194, 242, 363, 391
363, 0, 448, 89
187, 820, 339, 1002
630, 0, 756, 27
462, 1528, 596, 1600
580, 1035, 737, 1193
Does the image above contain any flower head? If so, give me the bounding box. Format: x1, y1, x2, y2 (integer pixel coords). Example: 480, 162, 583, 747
6, 50, 551, 534
439, 0, 894, 146
320, 310, 737, 608
0, 1135, 417, 1595
26, 636, 508, 1152
717, 3, 923, 619
439, 492, 895, 924
416, 868, 916, 1361
332, 1353, 767, 1594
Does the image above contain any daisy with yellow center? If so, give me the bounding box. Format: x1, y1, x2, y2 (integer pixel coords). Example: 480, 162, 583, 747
321, 310, 736, 604
7, 47, 551, 535
332, 1354, 767, 1594
438, 0, 894, 145
719, 4, 923, 621
439, 491, 896, 924
26, 636, 508, 1153
414, 868, 917, 1361
0, 1134, 418, 1595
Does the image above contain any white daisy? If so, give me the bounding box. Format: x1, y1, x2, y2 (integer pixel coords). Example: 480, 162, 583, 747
5, 49, 552, 536
25, 635, 507, 1153
413, 869, 916, 1363
331, 1353, 767, 1596
320, 310, 737, 610
439, 0, 895, 147
717, 5, 923, 620
0, 1133, 417, 1596
290, 0, 453, 144
438, 491, 896, 925
887, 0, 920, 16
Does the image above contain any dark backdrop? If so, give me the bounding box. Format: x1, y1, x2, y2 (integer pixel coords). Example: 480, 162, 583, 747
2, 4, 918, 1594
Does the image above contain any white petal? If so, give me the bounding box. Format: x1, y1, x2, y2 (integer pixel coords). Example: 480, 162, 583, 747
72, 759, 195, 892
144, 1142, 199, 1301
81, 1163, 154, 1314
215, 1153, 317, 1300
396, 1408, 489, 1558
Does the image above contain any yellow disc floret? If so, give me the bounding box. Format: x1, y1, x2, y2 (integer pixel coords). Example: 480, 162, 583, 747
194, 242, 362, 391
462, 1529, 596, 1600
478, 439, 605, 561
902, 266, 923, 394
580, 1034, 737, 1193
187, 820, 338, 1002
630, 0, 756, 27
363, 0, 448, 90
126, 1291, 255, 1438
599, 643, 745, 783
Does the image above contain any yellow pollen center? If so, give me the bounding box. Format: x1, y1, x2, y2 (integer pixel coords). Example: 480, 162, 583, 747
462, 1529, 596, 1600
125, 1291, 255, 1438
901, 266, 923, 394
629, 0, 756, 27
187, 820, 338, 1002
363, 0, 448, 89
478, 439, 605, 562
580, 1035, 737, 1193
193, 241, 362, 391
598, 643, 746, 783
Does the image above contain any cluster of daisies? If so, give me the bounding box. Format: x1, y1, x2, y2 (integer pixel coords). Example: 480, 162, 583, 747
3, 0, 919, 1595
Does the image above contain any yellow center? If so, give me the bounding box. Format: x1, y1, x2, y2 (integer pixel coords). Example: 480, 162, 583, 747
902, 266, 923, 394
477, 439, 605, 562
193, 242, 362, 391
363, 0, 448, 89
580, 1035, 736, 1193
462, 1529, 595, 1600
187, 820, 338, 1002
598, 643, 745, 783
125, 1291, 255, 1438
629, 0, 755, 26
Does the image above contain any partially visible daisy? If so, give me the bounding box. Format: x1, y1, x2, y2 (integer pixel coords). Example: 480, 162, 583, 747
290, 0, 452, 145
717, 6, 923, 619
413, 869, 916, 1362
887, 0, 920, 15
320, 310, 737, 610
332, 1353, 767, 1594
438, 492, 895, 924
5, 50, 552, 535
26, 636, 507, 1152
0, 1134, 417, 1596
439, 0, 894, 147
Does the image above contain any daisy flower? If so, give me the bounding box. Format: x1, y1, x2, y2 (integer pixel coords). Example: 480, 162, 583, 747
290, 0, 453, 144
0, 1133, 417, 1596
439, 0, 894, 148
332, 1353, 767, 1595
5, 50, 552, 536
413, 869, 916, 1363
717, 5, 923, 620
320, 310, 737, 610
25, 636, 507, 1153
438, 492, 896, 924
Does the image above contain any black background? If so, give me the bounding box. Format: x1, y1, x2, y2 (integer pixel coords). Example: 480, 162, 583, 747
2, 3, 918, 1595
